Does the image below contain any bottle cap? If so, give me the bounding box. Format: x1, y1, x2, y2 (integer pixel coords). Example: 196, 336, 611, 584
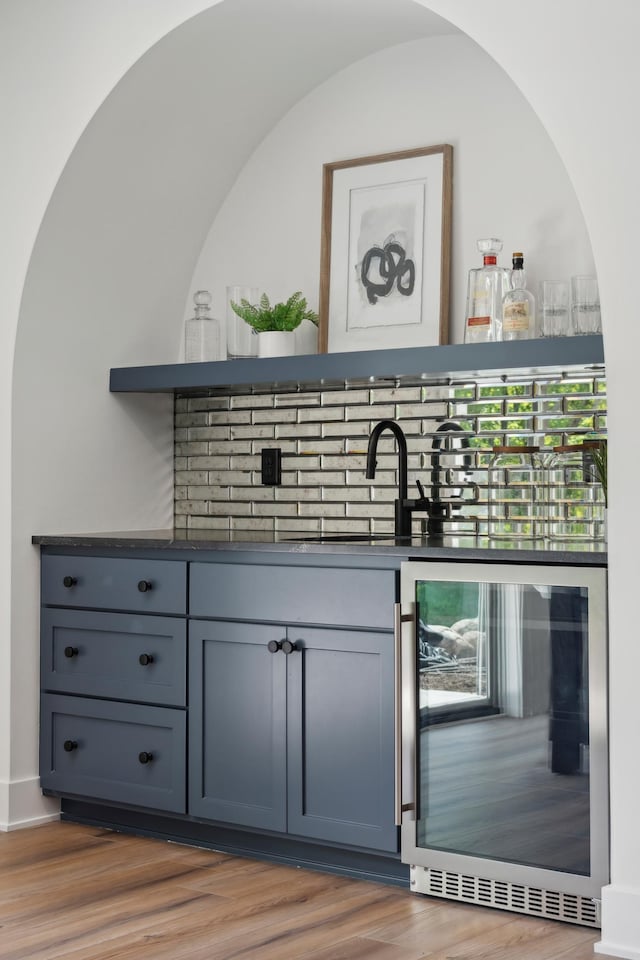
193, 290, 212, 307
477, 238, 503, 254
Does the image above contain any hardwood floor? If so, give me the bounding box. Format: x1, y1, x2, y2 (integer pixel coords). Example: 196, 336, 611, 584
0, 822, 615, 960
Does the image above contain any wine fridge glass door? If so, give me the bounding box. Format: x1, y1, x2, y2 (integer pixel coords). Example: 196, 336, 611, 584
399, 561, 608, 901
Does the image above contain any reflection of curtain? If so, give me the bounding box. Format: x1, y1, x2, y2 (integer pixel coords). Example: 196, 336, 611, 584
549, 586, 588, 774
494, 584, 524, 717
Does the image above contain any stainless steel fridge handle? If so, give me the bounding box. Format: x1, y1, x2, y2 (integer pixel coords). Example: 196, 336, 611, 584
395, 602, 417, 825
394, 602, 403, 826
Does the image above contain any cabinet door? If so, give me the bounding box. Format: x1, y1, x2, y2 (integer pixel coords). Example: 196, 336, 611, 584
189, 619, 287, 831
286, 627, 397, 852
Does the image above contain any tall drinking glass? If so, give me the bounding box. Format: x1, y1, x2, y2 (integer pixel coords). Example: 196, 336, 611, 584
540, 280, 570, 337
571, 275, 601, 335
226, 285, 259, 358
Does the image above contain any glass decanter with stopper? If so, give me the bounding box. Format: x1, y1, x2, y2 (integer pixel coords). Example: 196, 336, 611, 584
464, 238, 513, 343
184, 290, 221, 362
502, 251, 536, 340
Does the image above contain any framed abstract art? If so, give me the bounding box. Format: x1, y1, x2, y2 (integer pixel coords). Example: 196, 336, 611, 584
318, 144, 453, 353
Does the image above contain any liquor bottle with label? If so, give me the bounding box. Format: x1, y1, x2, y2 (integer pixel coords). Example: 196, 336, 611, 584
464, 238, 512, 343
502, 251, 536, 340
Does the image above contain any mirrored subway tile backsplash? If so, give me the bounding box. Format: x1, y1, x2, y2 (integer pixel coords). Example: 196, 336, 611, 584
174, 373, 607, 537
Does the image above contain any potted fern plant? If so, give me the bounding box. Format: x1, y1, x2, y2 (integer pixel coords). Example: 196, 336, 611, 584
230, 291, 318, 357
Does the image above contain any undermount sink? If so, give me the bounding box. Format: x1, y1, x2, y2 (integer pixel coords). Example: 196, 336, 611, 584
284, 533, 402, 543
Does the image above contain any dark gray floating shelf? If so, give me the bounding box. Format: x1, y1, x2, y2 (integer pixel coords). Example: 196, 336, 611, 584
109, 335, 604, 395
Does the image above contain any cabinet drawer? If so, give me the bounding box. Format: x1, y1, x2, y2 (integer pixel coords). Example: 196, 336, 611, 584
41, 555, 186, 615
41, 609, 186, 706
189, 563, 396, 629
40, 694, 186, 813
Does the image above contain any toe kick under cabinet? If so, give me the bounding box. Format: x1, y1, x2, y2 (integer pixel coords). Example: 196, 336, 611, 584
39, 551, 399, 856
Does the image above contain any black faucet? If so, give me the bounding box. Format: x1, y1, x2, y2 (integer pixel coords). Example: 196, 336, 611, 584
366, 420, 430, 537
427, 421, 473, 539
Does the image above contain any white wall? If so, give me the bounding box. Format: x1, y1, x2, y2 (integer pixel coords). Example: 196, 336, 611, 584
191, 35, 594, 347
0, 0, 217, 831
4, 1, 640, 956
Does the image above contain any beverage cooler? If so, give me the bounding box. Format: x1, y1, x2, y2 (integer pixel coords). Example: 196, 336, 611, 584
397, 561, 608, 927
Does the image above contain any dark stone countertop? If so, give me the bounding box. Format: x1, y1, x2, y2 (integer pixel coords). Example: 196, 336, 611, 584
32, 529, 607, 566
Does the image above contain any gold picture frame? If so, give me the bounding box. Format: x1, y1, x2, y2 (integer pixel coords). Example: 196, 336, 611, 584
318, 144, 453, 353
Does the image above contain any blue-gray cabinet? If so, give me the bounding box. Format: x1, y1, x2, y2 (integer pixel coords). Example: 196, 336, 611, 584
189, 619, 288, 832
41, 554, 186, 614
41, 608, 186, 706
189, 561, 396, 629
188, 561, 398, 852
39, 551, 399, 855
286, 625, 395, 850
40, 694, 186, 812
39, 555, 188, 813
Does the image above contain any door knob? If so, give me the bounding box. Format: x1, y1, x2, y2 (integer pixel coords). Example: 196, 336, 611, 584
138, 653, 154, 666
267, 640, 283, 653
63, 740, 78, 752
138, 751, 154, 764
281, 639, 298, 655
64, 646, 79, 658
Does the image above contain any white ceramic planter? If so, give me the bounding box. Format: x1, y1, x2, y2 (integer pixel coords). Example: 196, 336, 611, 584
257, 331, 295, 358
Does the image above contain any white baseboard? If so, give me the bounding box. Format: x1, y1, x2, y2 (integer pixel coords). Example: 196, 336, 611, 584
0, 776, 59, 831
596, 885, 640, 959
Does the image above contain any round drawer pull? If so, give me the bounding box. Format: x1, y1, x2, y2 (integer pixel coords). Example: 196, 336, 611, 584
138, 751, 154, 764
267, 640, 283, 654
137, 580, 153, 593
63, 740, 78, 752
64, 646, 79, 659
282, 639, 298, 655
138, 653, 154, 666
62, 576, 78, 588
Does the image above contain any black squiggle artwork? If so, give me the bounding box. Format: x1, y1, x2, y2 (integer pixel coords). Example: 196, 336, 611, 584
360, 240, 415, 305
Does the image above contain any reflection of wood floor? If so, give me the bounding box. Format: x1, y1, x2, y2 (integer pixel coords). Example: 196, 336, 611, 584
419, 715, 591, 875
0, 821, 613, 959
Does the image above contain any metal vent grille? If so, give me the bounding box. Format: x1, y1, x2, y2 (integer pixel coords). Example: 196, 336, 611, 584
412, 866, 600, 928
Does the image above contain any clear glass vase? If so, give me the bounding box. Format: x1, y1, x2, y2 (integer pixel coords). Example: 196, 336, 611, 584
226, 285, 259, 359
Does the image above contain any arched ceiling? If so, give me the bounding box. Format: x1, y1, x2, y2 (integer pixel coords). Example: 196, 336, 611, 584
75, 0, 459, 267
17, 0, 459, 369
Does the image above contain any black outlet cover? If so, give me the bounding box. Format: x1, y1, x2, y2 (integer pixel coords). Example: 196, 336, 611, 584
261, 448, 282, 485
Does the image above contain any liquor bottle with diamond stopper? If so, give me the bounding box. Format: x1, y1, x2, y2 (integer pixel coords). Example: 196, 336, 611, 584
464, 239, 513, 342
502, 252, 536, 340
184, 290, 221, 362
